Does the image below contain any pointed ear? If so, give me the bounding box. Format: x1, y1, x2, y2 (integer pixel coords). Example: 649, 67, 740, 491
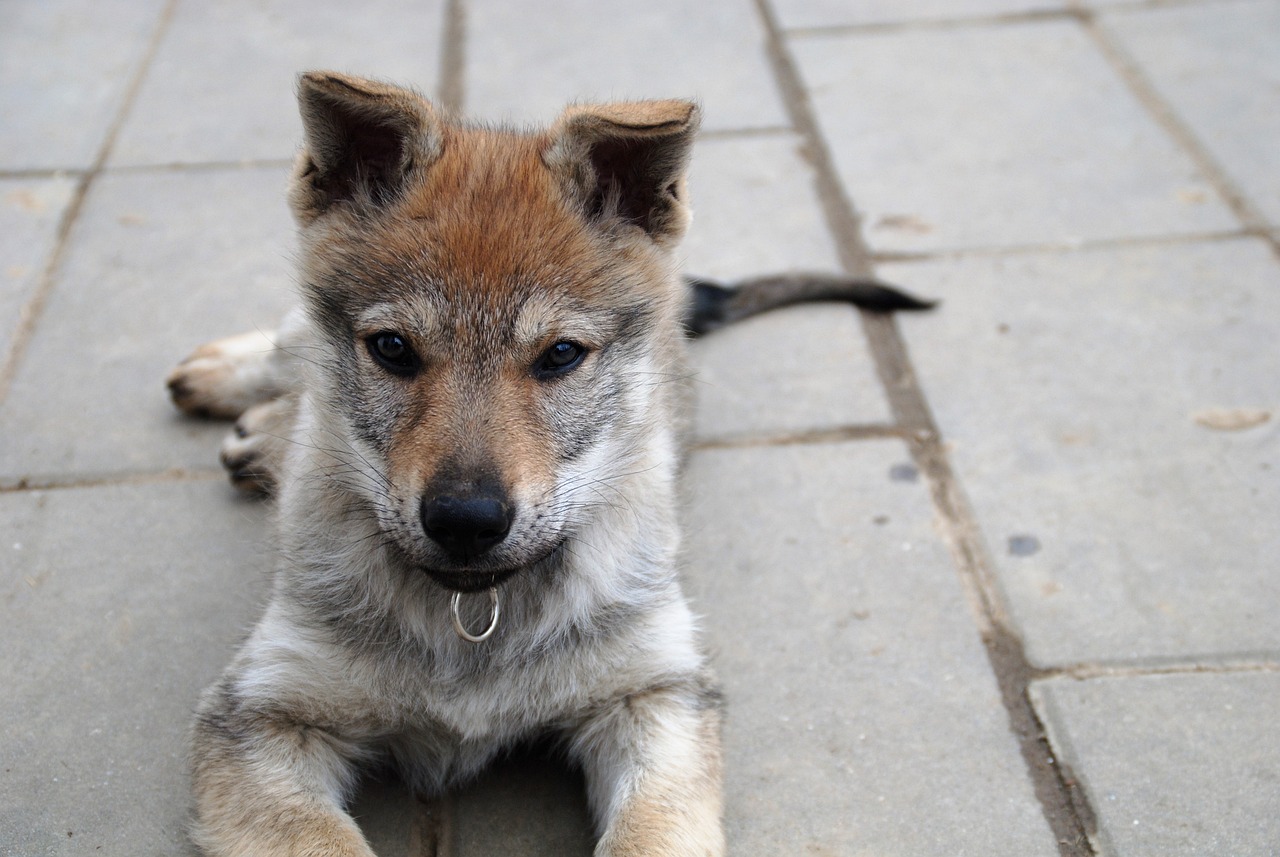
546, 100, 700, 243
288, 71, 443, 224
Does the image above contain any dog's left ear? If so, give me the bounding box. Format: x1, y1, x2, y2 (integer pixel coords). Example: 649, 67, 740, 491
546, 100, 700, 245
289, 71, 443, 224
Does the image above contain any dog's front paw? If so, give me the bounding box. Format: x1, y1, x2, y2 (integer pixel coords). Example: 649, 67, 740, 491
167, 330, 281, 419
219, 397, 295, 495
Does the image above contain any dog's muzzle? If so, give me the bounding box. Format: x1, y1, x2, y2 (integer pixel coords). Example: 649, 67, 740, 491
417, 485, 522, 603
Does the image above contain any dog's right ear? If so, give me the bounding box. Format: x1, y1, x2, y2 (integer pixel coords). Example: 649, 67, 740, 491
289, 71, 443, 224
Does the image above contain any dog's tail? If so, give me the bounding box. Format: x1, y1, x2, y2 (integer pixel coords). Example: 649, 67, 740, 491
684, 273, 936, 336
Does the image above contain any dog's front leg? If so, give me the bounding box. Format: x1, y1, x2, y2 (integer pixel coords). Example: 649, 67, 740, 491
190, 689, 375, 857
572, 682, 725, 857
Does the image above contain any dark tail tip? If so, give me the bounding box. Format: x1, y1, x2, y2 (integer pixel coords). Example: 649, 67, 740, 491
849, 279, 939, 313
683, 273, 937, 337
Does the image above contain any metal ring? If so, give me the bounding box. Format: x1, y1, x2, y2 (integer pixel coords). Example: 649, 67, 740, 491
450, 587, 500, 643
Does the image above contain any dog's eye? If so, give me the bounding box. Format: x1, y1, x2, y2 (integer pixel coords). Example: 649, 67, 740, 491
366, 332, 420, 376
534, 341, 587, 379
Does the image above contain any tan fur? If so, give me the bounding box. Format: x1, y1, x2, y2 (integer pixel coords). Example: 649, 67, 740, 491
170, 72, 722, 856
166, 329, 290, 419
582, 687, 725, 857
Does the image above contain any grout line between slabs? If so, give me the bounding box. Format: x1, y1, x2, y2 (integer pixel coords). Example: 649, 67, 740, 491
782, 0, 1230, 39
1041, 656, 1280, 683
413, 3, 468, 854
870, 227, 1262, 264
696, 125, 796, 141
0, 0, 179, 406
409, 791, 451, 857
0, 467, 229, 495
437, 0, 467, 114
103, 158, 295, 175
1077, 0, 1254, 12
786, 7, 1072, 39
1, 159, 294, 181
691, 423, 909, 452
0, 168, 88, 181
753, 0, 1099, 853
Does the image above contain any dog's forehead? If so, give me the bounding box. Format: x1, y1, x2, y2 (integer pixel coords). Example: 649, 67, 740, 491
346, 238, 616, 337
306, 122, 676, 343
399, 126, 605, 287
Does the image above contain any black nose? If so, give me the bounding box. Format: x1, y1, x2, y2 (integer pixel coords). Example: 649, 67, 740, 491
421, 493, 513, 562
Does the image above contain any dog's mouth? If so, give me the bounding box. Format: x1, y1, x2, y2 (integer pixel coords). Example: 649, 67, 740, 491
420, 565, 522, 594
418, 539, 568, 593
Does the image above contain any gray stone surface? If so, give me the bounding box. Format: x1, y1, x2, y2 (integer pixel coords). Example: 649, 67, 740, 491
0, 167, 296, 487
681, 134, 890, 439
1104, 0, 1280, 227
0, 176, 77, 358
773, 0, 1065, 29
350, 779, 425, 857
451, 755, 593, 856
683, 134, 841, 281
681, 441, 1058, 856
892, 239, 1280, 667
0, 480, 272, 855
1031, 671, 1280, 856
791, 19, 1237, 253
110, 0, 445, 167
463, 0, 788, 132
691, 305, 891, 440
0, 0, 166, 170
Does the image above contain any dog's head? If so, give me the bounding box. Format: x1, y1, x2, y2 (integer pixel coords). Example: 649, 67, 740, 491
286, 72, 698, 593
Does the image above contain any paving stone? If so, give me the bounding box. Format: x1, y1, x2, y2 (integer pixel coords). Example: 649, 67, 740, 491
0, 0, 166, 170
451, 753, 593, 856
772, 0, 1065, 29
350, 778, 425, 857
463, 0, 788, 132
690, 305, 891, 440
0, 480, 425, 855
1103, 0, 1280, 227
681, 440, 1058, 855
110, 0, 445, 167
682, 134, 841, 281
790, 19, 1236, 253
680, 134, 890, 439
890, 239, 1280, 667
0, 480, 272, 855
0, 167, 297, 486
0, 176, 77, 359
1030, 671, 1280, 856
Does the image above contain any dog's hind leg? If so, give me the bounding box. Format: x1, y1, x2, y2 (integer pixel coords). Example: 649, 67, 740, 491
166, 307, 309, 419
571, 680, 725, 857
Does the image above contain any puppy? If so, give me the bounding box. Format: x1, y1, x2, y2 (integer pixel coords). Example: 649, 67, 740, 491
167, 71, 929, 856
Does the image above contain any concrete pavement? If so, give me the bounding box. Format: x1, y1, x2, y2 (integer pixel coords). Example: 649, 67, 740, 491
2, 1, 1277, 855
